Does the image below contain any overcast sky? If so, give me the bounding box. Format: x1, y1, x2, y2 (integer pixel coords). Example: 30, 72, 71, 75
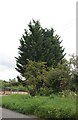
0, 0, 77, 81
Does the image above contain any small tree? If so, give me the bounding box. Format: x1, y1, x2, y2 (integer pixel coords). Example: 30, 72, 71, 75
24, 60, 48, 95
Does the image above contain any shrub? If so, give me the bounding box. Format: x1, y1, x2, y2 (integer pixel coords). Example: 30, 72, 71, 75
24, 60, 48, 96
46, 62, 71, 93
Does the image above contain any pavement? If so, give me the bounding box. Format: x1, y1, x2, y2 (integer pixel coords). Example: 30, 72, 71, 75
0, 107, 44, 120
0, 95, 44, 120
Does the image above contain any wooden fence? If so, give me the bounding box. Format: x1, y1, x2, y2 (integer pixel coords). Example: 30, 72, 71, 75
0, 88, 29, 95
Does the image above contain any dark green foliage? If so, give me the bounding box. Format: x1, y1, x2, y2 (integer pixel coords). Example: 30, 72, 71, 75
15, 19, 65, 77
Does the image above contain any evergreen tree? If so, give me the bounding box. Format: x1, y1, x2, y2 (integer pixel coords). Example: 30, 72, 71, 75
15, 19, 66, 77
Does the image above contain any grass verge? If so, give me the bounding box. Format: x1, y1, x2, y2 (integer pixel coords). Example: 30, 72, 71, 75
0, 94, 76, 119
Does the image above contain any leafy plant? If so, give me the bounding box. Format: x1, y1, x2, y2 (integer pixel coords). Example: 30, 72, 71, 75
1, 94, 76, 119
24, 60, 48, 95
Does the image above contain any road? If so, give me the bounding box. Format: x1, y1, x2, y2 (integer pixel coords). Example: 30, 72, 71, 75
0, 107, 43, 120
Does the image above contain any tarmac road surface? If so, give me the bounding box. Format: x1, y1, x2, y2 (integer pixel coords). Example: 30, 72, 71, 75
0, 107, 44, 120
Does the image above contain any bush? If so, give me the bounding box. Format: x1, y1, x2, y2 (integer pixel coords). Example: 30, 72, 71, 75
46, 63, 71, 93
24, 60, 48, 96
38, 87, 53, 96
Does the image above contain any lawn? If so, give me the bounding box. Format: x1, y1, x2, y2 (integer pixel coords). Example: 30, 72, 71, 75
0, 94, 77, 119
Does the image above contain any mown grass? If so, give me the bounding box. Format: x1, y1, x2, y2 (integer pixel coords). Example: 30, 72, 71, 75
0, 94, 77, 119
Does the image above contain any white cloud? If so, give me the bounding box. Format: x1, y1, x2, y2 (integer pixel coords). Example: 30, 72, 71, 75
0, 67, 19, 81
0, 0, 76, 80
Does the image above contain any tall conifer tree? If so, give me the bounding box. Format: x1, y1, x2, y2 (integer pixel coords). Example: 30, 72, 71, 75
15, 19, 66, 77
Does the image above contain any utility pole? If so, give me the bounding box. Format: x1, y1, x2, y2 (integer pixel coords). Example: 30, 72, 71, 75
76, 1, 78, 119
